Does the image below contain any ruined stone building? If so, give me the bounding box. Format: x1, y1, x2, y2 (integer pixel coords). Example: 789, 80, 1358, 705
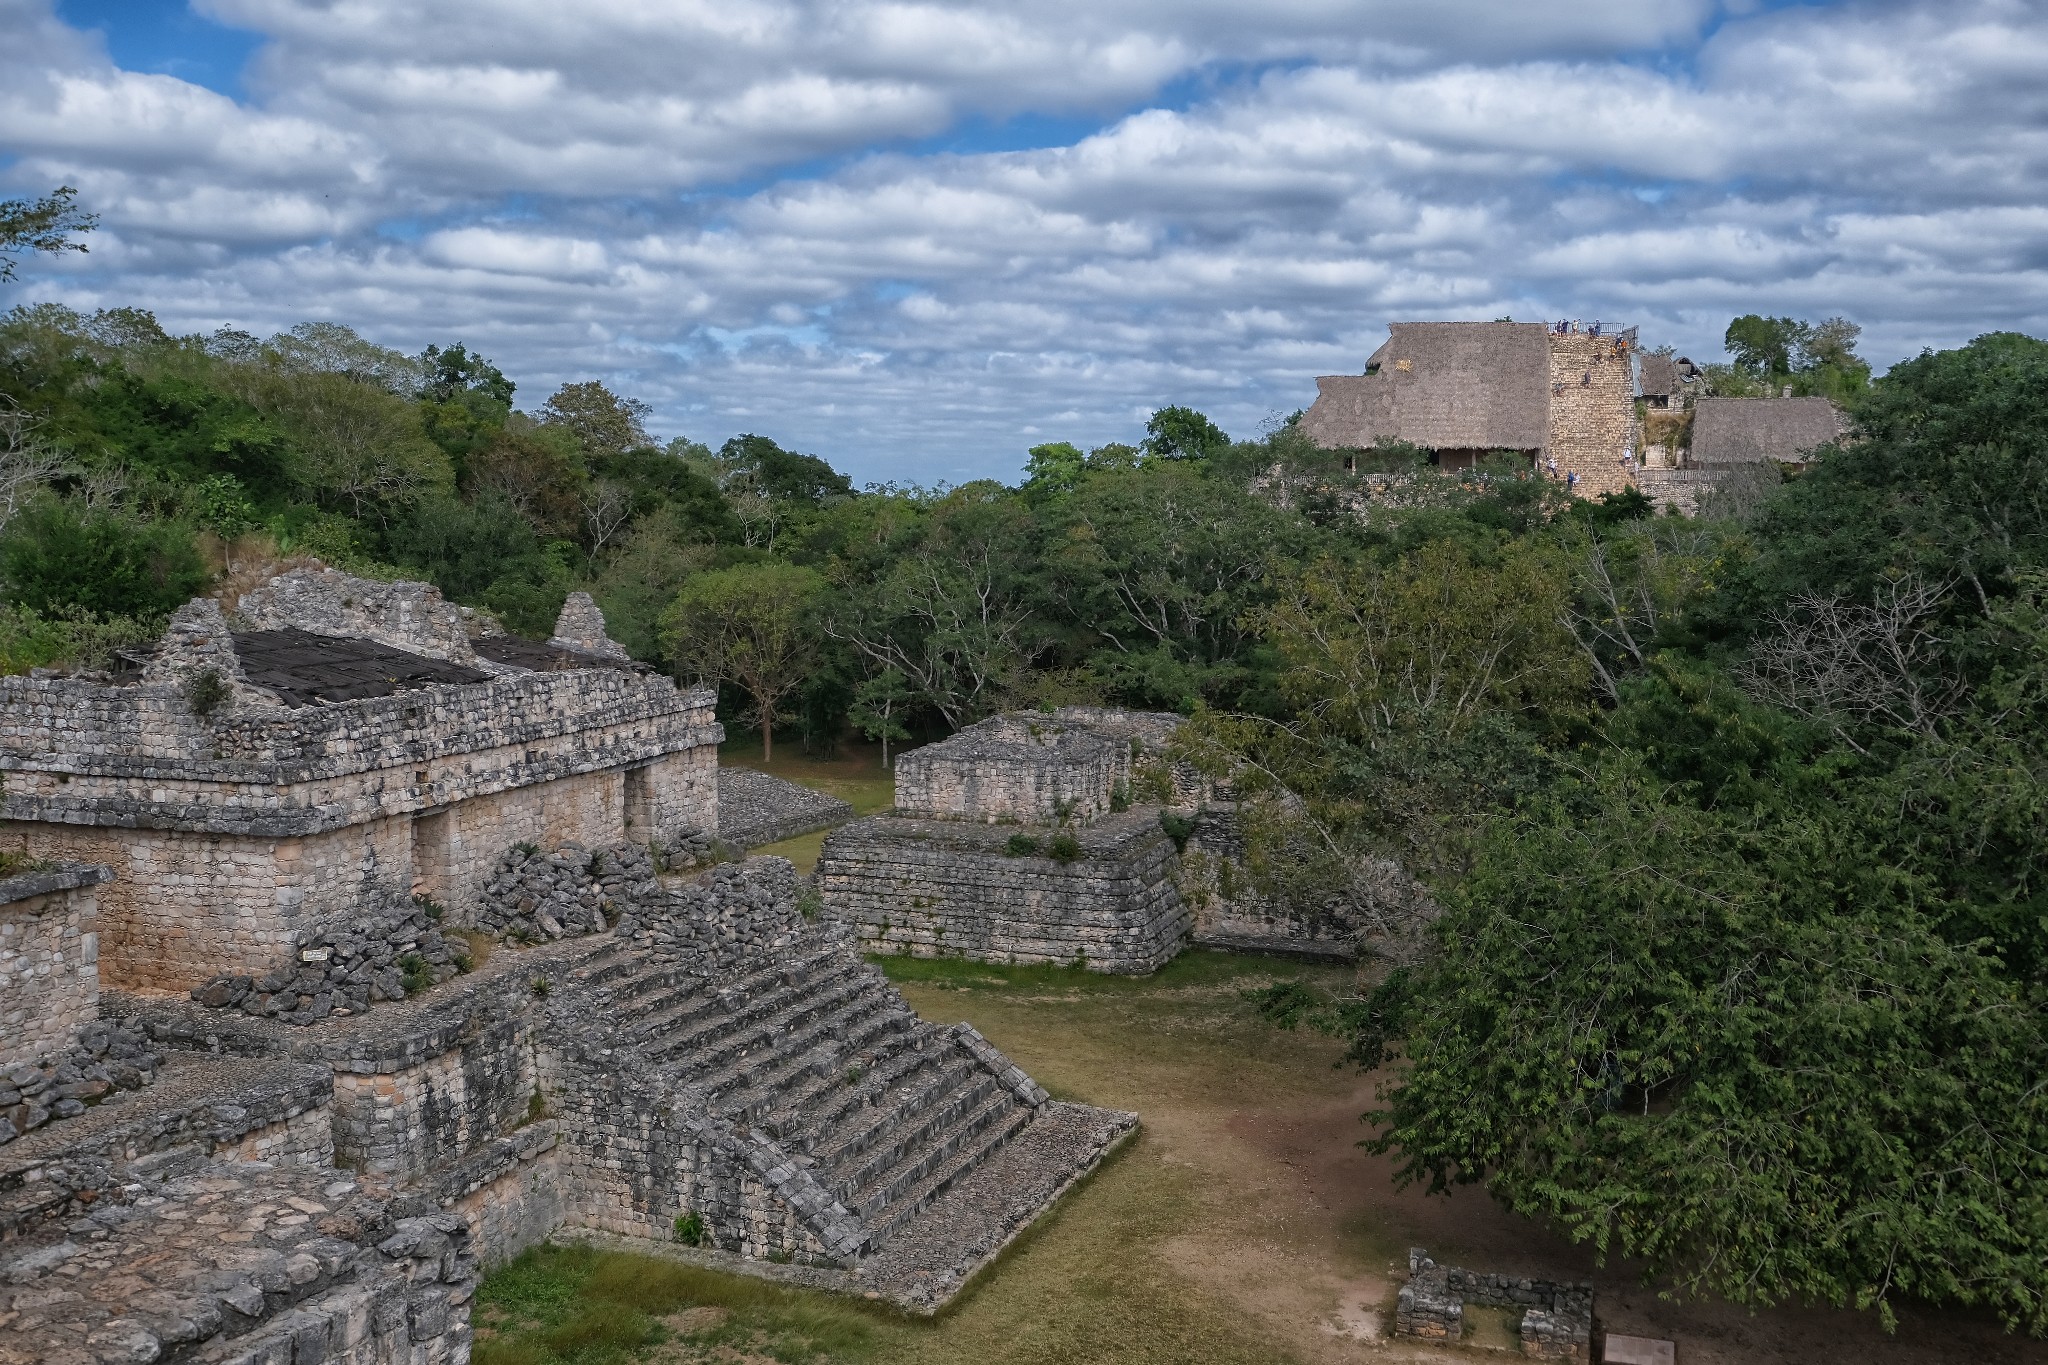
1299, 320, 1642, 496
1, 569, 720, 991
1301, 320, 1846, 514
817, 707, 1357, 974
0, 571, 1128, 1364
1688, 395, 1843, 467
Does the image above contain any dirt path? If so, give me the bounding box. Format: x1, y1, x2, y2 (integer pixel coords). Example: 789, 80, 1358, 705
892, 965, 2048, 1365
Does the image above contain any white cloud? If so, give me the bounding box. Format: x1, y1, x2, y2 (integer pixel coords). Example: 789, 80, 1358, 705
2, 0, 2045, 483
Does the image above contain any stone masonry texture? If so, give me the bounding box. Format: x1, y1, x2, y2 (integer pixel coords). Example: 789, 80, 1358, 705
0, 855, 1128, 1359
0, 577, 1139, 1358
0, 865, 111, 1071
0, 571, 721, 990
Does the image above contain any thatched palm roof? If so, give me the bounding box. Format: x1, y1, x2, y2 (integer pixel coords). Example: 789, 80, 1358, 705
1690, 397, 1843, 465
1301, 322, 1551, 451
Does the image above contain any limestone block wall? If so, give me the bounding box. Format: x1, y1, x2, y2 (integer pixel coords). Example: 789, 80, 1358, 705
0, 672, 720, 834
215, 1101, 338, 1167
452, 1138, 569, 1267
2, 666, 719, 987
819, 809, 1192, 973
894, 715, 1130, 826
9, 815, 411, 990
548, 1044, 698, 1243
328, 1007, 541, 1182
629, 745, 720, 842
0, 865, 109, 1068
430, 769, 627, 917
1546, 332, 1638, 498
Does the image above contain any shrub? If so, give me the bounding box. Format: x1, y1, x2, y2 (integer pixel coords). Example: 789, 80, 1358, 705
1047, 832, 1081, 864
398, 953, 433, 995
1160, 812, 1196, 853
183, 667, 229, 717
1, 499, 209, 618
1004, 833, 1040, 857
672, 1212, 706, 1246
1109, 781, 1130, 813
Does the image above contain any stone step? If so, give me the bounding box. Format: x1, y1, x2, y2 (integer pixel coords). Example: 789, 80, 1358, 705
612, 943, 845, 1031
809, 1046, 978, 1164
796, 1031, 941, 1132
568, 939, 649, 989
646, 964, 878, 1073
759, 1025, 937, 1142
826, 1063, 999, 1197
707, 991, 922, 1128
855, 1092, 1032, 1243
634, 951, 860, 1056
677, 985, 914, 1114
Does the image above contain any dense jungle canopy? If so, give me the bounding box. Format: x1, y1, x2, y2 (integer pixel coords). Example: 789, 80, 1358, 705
4, 300, 2046, 1333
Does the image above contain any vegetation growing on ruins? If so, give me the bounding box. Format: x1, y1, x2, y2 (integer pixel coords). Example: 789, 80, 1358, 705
4, 285, 2045, 1331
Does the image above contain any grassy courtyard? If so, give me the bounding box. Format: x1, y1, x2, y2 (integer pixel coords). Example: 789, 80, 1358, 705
474, 758, 2048, 1365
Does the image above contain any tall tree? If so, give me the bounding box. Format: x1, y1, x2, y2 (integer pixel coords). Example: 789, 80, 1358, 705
662, 562, 824, 761
1142, 406, 1230, 462
539, 381, 651, 459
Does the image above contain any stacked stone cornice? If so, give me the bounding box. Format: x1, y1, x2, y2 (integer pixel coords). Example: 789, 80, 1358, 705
1, 672, 717, 836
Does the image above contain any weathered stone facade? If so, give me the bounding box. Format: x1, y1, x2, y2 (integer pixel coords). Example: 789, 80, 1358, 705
821, 707, 1343, 972
0, 851, 1130, 1361
0, 570, 1131, 1358
1544, 330, 1638, 497
0, 573, 720, 990
821, 809, 1193, 973
716, 767, 855, 849
894, 713, 1136, 826
0, 865, 109, 1071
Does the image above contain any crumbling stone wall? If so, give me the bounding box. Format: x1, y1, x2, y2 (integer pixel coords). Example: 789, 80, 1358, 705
1397, 1247, 1593, 1361
0, 865, 109, 1070
236, 564, 494, 664
820, 810, 1191, 973
717, 766, 855, 848
895, 713, 1132, 826
0, 1155, 478, 1365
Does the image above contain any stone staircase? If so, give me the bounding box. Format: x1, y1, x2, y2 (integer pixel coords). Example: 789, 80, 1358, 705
571, 931, 1041, 1258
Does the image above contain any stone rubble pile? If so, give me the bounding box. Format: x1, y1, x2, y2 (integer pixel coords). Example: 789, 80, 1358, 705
649, 824, 720, 872
619, 856, 807, 964
716, 767, 855, 848
187, 893, 466, 1025
473, 840, 660, 940
0, 1151, 478, 1365
0, 1020, 163, 1147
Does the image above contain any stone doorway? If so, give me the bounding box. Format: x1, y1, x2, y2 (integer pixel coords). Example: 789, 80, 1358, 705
411, 808, 452, 907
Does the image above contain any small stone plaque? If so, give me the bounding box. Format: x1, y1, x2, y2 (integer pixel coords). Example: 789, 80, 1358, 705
1603, 1334, 1676, 1365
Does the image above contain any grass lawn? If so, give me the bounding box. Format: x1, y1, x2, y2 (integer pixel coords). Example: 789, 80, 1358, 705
478, 753, 2048, 1365
719, 735, 895, 875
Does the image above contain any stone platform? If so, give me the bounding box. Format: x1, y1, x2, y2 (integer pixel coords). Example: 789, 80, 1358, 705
819, 808, 1192, 974
0, 856, 1124, 1359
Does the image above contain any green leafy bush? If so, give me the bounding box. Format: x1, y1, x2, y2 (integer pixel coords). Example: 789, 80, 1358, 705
1047, 832, 1081, 863
1, 500, 208, 618
1003, 833, 1040, 857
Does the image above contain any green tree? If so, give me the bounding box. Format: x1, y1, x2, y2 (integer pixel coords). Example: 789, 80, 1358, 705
0, 499, 207, 618
1022, 441, 1086, 498
1142, 406, 1229, 462
848, 667, 914, 766
0, 187, 96, 284
539, 381, 650, 459
662, 562, 825, 761
1724, 314, 1806, 379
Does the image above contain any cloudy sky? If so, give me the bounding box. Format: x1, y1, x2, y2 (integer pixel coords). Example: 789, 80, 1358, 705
3, 0, 2045, 483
